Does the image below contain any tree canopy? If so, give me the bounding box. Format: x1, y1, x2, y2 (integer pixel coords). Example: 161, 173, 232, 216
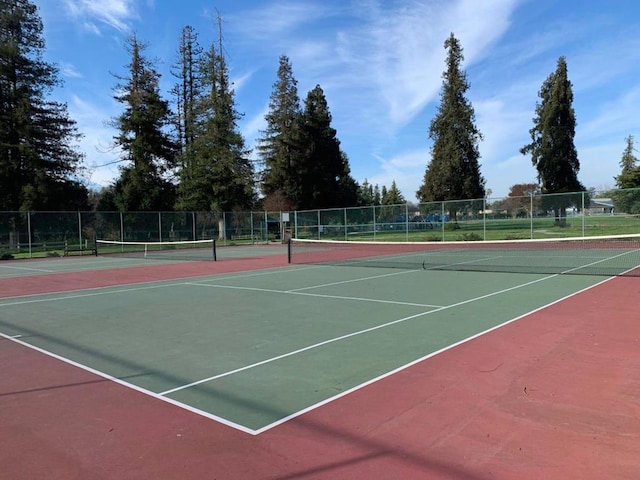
521, 57, 584, 195
258, 55, 303, 209
611, 135, 640, 214
258, 59, 358, 210
520, 56, 585, 223
297, 85, 358, 209
0, 0, 88, 211
176, 19, 255, 213
107, 34, 177, 211
417, 33, 485, 213
615, 135, 640, 189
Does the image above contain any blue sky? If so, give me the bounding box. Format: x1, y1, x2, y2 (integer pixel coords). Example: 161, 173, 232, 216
36, 0, 640, 201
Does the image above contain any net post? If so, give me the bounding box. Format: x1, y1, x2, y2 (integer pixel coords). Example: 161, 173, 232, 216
213, 239, 217, 261
287, 238, 292, 264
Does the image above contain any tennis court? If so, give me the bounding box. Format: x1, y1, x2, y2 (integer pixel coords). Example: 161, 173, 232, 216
1, 237, 639, 479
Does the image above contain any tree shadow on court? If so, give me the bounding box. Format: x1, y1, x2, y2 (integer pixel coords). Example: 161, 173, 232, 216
0, 320, 495, 480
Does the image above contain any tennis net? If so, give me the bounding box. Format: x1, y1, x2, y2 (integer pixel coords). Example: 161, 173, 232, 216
96, 239, 217, 261
287, 234, 640, 276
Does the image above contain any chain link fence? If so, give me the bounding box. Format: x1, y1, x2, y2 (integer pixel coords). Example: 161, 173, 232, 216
1, 188, 639, 258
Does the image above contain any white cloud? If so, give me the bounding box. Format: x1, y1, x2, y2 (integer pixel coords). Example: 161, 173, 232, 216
67, 95, 122, 187
229, 2, 337, 40
365, 150, 427, 203
59, 61, 83, 79
63, 0, 138, 34
241, 104, 269, 144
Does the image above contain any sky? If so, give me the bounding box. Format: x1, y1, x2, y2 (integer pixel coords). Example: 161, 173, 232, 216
36, 0, 640, 201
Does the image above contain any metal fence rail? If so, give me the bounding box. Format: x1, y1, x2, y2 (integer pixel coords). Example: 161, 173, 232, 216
1, 188, 639, 258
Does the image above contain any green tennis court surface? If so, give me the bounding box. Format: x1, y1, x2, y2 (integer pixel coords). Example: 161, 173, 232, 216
0, 261, 611, 433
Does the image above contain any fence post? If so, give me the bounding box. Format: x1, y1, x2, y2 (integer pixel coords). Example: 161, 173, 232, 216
78, 211, 82, 248
28, 211, 32, 258
405, 203, 409, 241
483, 198, 487, 241
530, 195, 534, 239
582, 191, 585, 237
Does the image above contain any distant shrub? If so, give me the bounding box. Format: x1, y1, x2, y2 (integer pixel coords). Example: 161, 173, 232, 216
444, 222, 460, 231
458, 232, 482, 241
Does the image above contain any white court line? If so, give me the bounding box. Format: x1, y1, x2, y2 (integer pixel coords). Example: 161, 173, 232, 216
289, 268, 417, 292
0, 265, 54, 273
254, 274, 617, 434
0, 282, 190, 307
2, 270, 618, 435
161, 272, 563, 396
0, 264, 318, 302
185, 282, 444, 308
0, 331, 256, 435
562, 248, 640, 274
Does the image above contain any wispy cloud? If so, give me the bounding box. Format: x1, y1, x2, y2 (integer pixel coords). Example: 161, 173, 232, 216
68, 95, 122, 186
231, 0, 521, 133
63, 0, 138, 34
59, 61, 83, 79
227, 0, 524, 199
229, 2, 337, 40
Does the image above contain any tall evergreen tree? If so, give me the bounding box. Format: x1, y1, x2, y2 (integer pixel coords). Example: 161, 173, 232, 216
0, 0, 88, 211
615, 135, 640, 188
521, 56, 585, 224
358, 179, 374, 205
373, 184, 381, 205
298, 85, 358, 209
611, 135, 640, 214
171, 25, 202, 162
109, 34, 177, 211
382, 180, 405, 205
257, 55, 303, 209
417, 33, 485, 219
178, 18, 255, 214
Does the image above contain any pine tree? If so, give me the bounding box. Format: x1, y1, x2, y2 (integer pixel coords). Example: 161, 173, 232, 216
178, 18, 254, 214
0, 0, 88, 211
615, 135, 640, 188
612, 135, 640, 214
382, 180, 405, 205
417, 33, 485, 219
298, 84, 358, 209
109, 34, 177, 211
358, 179, 374, 205
257, 55, 303, 209
521, 56, 585, 224
373, 185, 381, 205
171, 25, 202, 163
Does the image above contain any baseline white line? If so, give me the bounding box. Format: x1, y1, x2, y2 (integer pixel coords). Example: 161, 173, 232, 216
185, 282, 444, 308
0, 332, 257, 435
161, 273, 561, 396
253, 274, 617, 434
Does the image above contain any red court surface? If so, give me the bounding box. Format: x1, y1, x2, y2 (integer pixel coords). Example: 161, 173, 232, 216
1, 259, 639, 479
